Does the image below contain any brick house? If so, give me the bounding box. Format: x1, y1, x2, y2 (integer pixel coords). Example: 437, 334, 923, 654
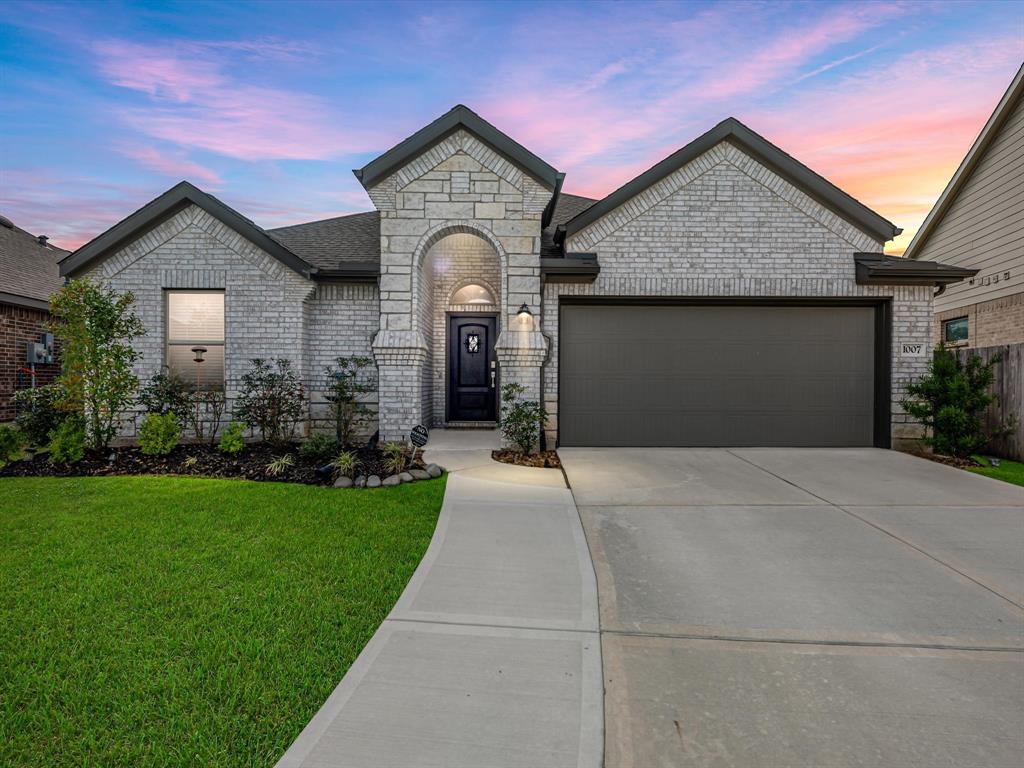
905, 63, 1023, 348
59, 108, 973, 449
0, 216, 66, 421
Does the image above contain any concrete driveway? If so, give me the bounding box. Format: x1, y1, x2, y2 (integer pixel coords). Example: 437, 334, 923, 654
560, 447, 1024, 768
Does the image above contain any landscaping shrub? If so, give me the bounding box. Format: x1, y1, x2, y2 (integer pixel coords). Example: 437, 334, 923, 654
0, 425, 25, 467
188, 388, 227, 445
381, 441, 408, 475
48, 415, 86, 465
300, 433, 340, 463
138, 412, 182, 456
901, 344, 1013, 458
265, 454, 295, 476
12, 384, 68, 446
333, 449, 360, 478
234, 358, 304, 446
499, 382, 548, 453
138, 371, 192, 421
324, 355, 375, 446
218, 422, 247, 455
50, 279, 145, 451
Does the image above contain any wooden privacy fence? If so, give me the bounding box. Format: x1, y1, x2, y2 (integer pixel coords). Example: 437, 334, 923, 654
955, 343, 1023, 461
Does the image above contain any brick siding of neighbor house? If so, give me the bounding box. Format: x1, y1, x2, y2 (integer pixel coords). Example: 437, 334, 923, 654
364, 128, 550, 440
935, 293, 1024, 348
82, 204, 379, 439
0, 303, 59, 421
545, 142, 934, 451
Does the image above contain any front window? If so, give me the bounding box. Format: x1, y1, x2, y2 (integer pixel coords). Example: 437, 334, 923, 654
943, 316, 968, 344
166, 291, 225, 387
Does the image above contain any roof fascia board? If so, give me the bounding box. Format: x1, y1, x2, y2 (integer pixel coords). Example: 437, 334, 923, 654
60, 182, 314, 279
853, 253, 977, 286
540, 254, 600, 283
0, 291, 52, 311
354, 105, 561, 190
560, 118, 899, 244
905, 63, 1024, 259
311, 261, 381, 283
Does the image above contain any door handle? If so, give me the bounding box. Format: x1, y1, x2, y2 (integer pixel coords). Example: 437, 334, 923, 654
490, 371, 496, 389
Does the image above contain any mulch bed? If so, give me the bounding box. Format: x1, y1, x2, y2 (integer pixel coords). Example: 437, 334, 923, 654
0, 443, 422, 486
491, 449, 562, 469
909, 451, 981, 469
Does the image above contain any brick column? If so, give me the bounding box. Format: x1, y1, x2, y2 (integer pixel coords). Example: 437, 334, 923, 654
372, 329, 428, 442
495, 328, 548, 451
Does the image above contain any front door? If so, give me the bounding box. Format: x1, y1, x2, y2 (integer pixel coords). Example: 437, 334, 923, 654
447, 314, 497, 422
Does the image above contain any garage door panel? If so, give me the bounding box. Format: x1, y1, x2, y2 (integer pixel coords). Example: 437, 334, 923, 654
559, 304, 877, 447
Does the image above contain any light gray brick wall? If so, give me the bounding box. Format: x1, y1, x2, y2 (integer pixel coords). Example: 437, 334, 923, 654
546, 145, 933, 449
83, 204, 380, 439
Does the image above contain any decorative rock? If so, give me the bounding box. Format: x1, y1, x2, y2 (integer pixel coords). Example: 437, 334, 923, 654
409, 469, 430, 481
426, 463, 443, 478
354, 475, 367, 488
367, 475, 382, 488
398, 471, 414, 483
333, 476, 353, 488
382, 475, 402, 487
108, 451, 118, 463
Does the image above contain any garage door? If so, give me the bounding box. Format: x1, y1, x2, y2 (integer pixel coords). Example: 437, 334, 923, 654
559, 303, 878, 447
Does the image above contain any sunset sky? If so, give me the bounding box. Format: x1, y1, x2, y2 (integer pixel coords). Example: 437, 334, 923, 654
2, 0, 1022, 254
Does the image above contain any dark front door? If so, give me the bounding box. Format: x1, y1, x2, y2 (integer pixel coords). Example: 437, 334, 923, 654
448, 314, 497, 422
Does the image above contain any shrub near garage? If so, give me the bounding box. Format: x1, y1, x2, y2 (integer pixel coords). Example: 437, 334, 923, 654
138, 412, 181, 456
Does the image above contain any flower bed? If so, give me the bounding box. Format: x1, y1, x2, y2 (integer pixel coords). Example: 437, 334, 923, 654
0, 443, 436, 487
491, 449, 562, 469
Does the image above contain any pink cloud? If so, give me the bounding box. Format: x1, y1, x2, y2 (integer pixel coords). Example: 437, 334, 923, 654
92, 39, 379, 161
118, 145, 223, 187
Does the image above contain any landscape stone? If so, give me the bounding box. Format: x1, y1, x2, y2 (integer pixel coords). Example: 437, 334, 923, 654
399, 472, 414, 483
426, 464, 443, 478
354, 475, 367, 488
367, 475, 382, 488
333, 476, 353, 488
382, 475, 402, 487
409, 469, 430, 480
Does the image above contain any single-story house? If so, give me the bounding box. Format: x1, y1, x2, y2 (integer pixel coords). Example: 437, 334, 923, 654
905, 63, 1023, 348
59, 107, 975, 449
0, 215, 66, 421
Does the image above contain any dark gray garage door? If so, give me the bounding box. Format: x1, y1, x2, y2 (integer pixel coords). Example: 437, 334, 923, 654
559, 304, 877, 447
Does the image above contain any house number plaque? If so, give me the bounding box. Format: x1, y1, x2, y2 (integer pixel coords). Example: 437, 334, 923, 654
901, 343, 926, 356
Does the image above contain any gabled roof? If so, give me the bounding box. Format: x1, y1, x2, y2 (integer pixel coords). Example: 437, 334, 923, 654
354, 104, 562, 190
0, 215, 68, 310
268, 211, 380, 274
60, 181, 314, 279
541, 193, 597, 257
905, 63, 1024, 260
558, 117, 901, 245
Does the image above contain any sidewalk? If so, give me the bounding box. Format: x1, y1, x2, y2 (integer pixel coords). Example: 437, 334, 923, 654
276, 431, 602, 768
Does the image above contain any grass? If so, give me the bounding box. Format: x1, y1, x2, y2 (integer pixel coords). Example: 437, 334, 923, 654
0, 475, 445, 767
969, 455, 1024, 487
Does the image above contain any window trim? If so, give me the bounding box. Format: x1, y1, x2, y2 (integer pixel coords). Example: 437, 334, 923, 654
164, 289, 226, 387
942, 315, 969, 344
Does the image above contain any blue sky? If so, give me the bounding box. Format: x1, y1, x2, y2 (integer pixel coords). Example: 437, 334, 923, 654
1, 0, 1022, 253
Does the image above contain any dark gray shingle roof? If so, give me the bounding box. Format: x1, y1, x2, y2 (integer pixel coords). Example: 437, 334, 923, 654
542, 193, 597, 257
0, 216, 67, 308
267, 211, 380, 271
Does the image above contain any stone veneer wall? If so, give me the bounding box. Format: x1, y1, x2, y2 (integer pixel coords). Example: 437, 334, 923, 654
82, 204, 379, 438
545, 143, 933, 450
365, 128, 551, 439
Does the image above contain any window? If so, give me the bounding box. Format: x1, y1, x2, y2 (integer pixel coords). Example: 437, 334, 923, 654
166, 291, 224, 388
943, 316, 968, 344
450, 283, 495, 306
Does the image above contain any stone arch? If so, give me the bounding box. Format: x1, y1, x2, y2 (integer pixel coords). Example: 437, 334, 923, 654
447, 277, 499, 308
411, 220, 509, 330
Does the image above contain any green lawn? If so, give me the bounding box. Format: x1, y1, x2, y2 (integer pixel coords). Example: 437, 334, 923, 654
0, 475, 445, 767
970, 455, 1024, 487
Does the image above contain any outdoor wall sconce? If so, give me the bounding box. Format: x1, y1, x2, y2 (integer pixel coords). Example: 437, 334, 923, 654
517, 303, 533, 323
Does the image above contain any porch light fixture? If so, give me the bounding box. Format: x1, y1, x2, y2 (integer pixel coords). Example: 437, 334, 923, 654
516, 303, 533, 321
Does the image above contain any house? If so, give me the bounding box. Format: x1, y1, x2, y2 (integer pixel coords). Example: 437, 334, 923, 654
58, 107, 974, 450
905, 63, 1023, 348
0, 215, 66, 421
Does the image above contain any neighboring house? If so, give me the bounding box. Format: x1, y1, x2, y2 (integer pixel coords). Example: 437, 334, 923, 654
0, 215, 66, 421
59, 107, 973, 450
905, 63, 1023, 348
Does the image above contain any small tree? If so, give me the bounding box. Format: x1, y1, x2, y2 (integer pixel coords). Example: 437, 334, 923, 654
499, 382, 548, 454
901, 344, 1012, 458
234, 358, 304, 446
138, 370, 192, 421
50, 280, 145, 451
324, 355, 375, 446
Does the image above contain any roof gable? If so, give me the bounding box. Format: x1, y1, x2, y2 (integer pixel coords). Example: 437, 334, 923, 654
59, 181, 313, 279
354, 105, 561, 190
559, 117, 900, 246
0, 216, 67, 309
905, 63, 1024, 260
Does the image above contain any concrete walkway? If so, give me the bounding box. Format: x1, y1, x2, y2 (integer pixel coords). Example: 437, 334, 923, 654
277, 430, 602, 768
560, 447, 1024, 768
